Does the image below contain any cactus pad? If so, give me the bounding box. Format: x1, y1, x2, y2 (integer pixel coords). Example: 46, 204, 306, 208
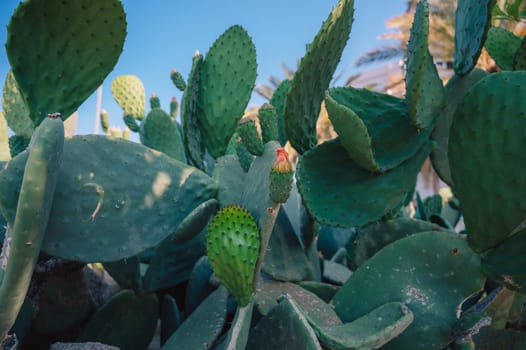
0, 112, 9, 162
296, 139, 431, 227
484, 26, 521, 71
6, 0, 126, 125
453, 0, 495, 75
326, 87, 432, 172
332, 231, 485, 349
237, 119, 264, 156
198, 25, 257, 158
2, 71, 33, 138
0, 135, 217, 262
449, 71, 526, 252
405, 0, 445, 129
206, 205, 260, 306
111, 75, 146, 120
283, 0, 354, 154
140, 108, 186, 162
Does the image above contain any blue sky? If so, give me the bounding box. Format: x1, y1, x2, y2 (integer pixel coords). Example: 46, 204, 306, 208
0, 0, 406, 135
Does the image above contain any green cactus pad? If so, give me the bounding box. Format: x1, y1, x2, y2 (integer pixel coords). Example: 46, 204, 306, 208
100, 110, 110, 134
283, 0, 354, 154
0, 116, 64, 339
184, 256, 215, 315
247, 295, 323, 350
8, 135, 30, 157
262, 209, 311, 282
160, 295, 181, 345
170, 70, 187, 92
111, 75, 146, 120
482, 230, 526, 293
237, 119, 264, 156
299, 301, 414, 350
103, 256, 142, 292
448, 71, 526, 252
474, 328, 526, 349
161, 286, 228, 350
405, 0, 445, 129
0, 135, 217, 262
169, 97, 178, 120
6, 0, 126, 126
326, 87, 432, 172
140, 108, 186, 162
269, 169, 293, 204
430, 69, 488, 186
2, 71, 33, 138
213, 155, 247, 206
484, 26, 521, 71
149, 94, 161, 110
206, 205, 260, 306
269, 79, 291, 146
77, 290, 159, 350
172, 198, 219, 244
254, 280, 342, 328
422, 194, 443, 218
143, 228, 207, 291
513, 35, 526, 70
332, 231, 485, 350
123, 114, 140, 133
182, 53, 205, 170
0, 112, 9, 162
296, 139, 431, 227
258, 104, 279, 143
453, 0, 495, 75
198, 25, 257, 158
234, 136, 255, 172
348, 218, 446, 270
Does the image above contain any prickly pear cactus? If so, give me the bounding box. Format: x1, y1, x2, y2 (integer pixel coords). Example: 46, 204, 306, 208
111, 75, 146, 120
206, 205, 260, 306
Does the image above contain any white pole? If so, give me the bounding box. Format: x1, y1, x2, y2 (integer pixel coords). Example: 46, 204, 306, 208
94, 85, 103, 134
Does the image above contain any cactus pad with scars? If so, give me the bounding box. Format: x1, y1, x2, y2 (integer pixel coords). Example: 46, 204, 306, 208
111, 75, 146, 121
206, 205, 260, 306
6, 0, 126, 125
0, 135, 217, 262
198, 25, 257, 158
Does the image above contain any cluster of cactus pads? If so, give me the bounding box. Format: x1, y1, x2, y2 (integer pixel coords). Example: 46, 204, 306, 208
0, 0, 526, 348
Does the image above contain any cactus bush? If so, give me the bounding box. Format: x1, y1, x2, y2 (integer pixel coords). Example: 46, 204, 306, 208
0, 0, 525, 349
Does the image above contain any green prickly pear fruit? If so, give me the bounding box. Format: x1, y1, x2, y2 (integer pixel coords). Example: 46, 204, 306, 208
237, 119, 264, 156
171, 69, 187, 92
269, 148, 293, 203
100, 109, 110, 134
150, 93, 161, 110
258, 103, 279, 143
206, 205, 260, 307
170, 97, 178, 120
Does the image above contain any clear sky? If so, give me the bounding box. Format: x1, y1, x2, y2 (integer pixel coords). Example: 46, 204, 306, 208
0, 0, 406, 136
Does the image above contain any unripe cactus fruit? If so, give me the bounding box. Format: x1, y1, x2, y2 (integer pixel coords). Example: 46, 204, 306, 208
206, 205, 260, 307
269, 148, 293, 203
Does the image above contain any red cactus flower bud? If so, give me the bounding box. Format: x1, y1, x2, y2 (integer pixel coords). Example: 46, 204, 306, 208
272, 148, 292, 173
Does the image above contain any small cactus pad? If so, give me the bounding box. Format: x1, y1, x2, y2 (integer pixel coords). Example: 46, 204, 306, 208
453, 0, 495, 75
484, 26, 521, 71
206, 205, 260, 306
170, 69, 187, 91
269, 148, 293, 203
140, 108, 186, 162
513, 35, 526, 70
198, 25, 257, 158
6, 0, 126, 125
332, 231, 485, 349
182, 53, 205, 170
2, 71, 33, 137
449, 71, 526, 252
269, 79, 291, 146
296, 139, 431, 227
0, 135, 217, 262
111, 75, 146, 120
258, 104, 279, 143
326, 87, 432, 172
430, 69, 488, 186
405, 0, 445, 129
284, 0, 354, 154
237, 119, 264, 156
